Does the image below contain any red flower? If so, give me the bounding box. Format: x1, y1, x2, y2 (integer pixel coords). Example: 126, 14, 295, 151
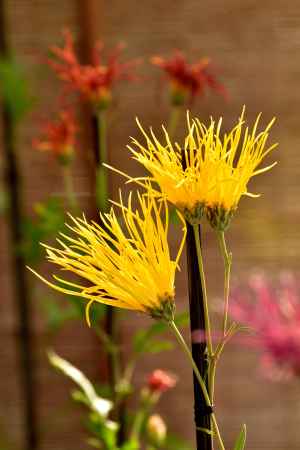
33, 110, 77, 164
230, 272, 300, 380
151, 51, 227, 105
148, 369, 177, 393
49, 30, 139, 109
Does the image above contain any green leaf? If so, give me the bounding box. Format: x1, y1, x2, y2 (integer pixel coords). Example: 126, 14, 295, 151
174, 311, 190, 327
120, 440, 139, 450
133, 311, 189, 354
164, 433, 194, 450
232, 424, 246, 450
196, 426, 215, 436
0, 58, 32, 122
22, 197, 66, 264
87, 415, 118, 450
142, 339, 174, 354
40, 296, 80, 333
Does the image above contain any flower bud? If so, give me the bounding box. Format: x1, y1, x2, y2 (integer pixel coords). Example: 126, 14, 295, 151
146, 414, 167, 445
148, 369, 177, 394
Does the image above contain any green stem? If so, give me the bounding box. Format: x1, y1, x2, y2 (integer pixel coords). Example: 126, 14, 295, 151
210, 323, 238, 402
217, 231, 232, 336
209, 360, 217, 403
192, 225, 213, 357
130, 408, 146, 442
130, 393, 157, 443
62, 166, 77, 210
96, 110, 108, 212
211, 414, 226, 450
167, 106, 182, 139
168, 320, 211, 407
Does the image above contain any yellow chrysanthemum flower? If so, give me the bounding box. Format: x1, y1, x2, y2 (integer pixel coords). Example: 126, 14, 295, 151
28, 192, 186, 325
126, 109, 277, 230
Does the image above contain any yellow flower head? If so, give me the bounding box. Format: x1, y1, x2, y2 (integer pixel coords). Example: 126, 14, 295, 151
28, 191, 186, 325
127, 109, 277, 230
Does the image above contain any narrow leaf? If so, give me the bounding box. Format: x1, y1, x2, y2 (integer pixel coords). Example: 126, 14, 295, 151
196, 426, 215, 436
233, 424, 246, 450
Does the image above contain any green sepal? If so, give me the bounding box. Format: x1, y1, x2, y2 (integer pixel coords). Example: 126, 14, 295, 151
206, 204, 235, 231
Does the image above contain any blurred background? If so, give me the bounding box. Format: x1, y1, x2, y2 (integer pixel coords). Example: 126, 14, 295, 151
1, 1, 300, 450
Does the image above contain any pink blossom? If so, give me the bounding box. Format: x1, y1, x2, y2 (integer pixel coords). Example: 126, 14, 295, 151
148, 369, 177, 393
230, 271, 300, 380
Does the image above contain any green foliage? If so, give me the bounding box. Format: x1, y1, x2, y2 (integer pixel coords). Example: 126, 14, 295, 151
164, 433, 194, 450
0, 57, 32, 122
22, 197, 66, 264
133, 312, 189, 354
86, 412, 118, 450
40, 293, 107, 334
41, 295, 82, 333
232, 424, 246, 450
120, 440, 139, 450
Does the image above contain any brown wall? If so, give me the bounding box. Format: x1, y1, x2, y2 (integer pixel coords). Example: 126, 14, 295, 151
1, 1, 300, 449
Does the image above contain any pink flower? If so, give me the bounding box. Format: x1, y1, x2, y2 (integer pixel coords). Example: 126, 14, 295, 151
148, 369, 177, 393
230, 272, 300, 380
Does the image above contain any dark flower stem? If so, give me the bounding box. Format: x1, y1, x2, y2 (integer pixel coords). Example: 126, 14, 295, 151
0, 2, 38, 449
185, 222, 213, 450
169, 320, 225, 450
93, 110, 125, 442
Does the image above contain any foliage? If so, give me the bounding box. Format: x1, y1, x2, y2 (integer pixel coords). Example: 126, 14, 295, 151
0, 57, 32, 122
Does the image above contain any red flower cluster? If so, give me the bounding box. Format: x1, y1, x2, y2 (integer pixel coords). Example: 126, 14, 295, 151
33, 110, 77, 164
151, 51, 227, 105
148, 369, 177, 393
230, 272, 300, 381
49, 30, 139, 109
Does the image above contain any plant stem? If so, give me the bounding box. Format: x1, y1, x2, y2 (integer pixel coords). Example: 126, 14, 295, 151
95, 110, 124, 442
129, 393, 156, 443
185, 222, 212, 450
96, 110, 108, 212
130, 408, 146, 442
211, 414, 226, 450
168, 321, 211, 407
104, 305, 120, 396
192, 225, 213, 357
217, 231, 232, 336
167, 106, 182, 139
209, 360, 217, 403
62, 165, 77, 210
